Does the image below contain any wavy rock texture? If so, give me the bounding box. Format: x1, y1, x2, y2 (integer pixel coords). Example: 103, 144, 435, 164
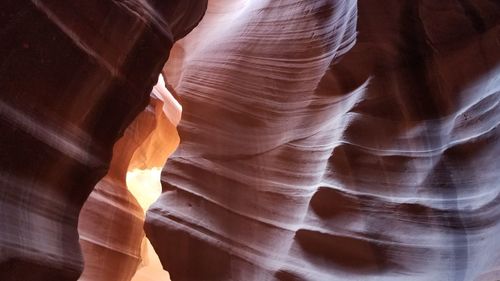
128, 78, 182, 281
146, 0, 500, 280
79, 178, 145, 281
78, 96, 157, 281
79, 83, 181, 281
0, 1, 206, 280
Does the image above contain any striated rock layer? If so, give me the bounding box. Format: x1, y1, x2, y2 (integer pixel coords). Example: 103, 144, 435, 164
146, 0, 500, 280
78, 95, 158, 281
128, 77, 182, 281
0, 1, 206, 280
79, 79, 182, 281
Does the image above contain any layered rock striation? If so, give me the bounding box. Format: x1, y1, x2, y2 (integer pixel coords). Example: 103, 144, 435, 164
78, 95, 158, 281
0, 1, 206, 280
146, 1, 500, 280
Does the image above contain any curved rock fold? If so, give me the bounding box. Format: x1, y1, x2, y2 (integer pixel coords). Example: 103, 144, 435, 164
146, 1, 500, 280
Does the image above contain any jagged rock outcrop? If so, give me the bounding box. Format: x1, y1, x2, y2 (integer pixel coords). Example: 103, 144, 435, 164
0, 1, 206, 280
146, 1, 500, 280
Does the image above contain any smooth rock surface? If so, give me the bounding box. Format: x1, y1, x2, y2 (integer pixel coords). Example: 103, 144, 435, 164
146, 1, 500, 280
78, 96, 157, 281
128, 78, 182, 281
0, 1, 206, 280
79, 81, 181, 281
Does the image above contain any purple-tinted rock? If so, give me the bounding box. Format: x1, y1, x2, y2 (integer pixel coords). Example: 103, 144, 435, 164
146, 1, 500, 280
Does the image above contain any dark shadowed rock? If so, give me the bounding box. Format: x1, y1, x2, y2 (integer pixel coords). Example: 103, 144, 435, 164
0, 0, 206, 280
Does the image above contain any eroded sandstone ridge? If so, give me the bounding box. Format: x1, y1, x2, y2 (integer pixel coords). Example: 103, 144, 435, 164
146, 0, 500, 280
0, 1, 206, 280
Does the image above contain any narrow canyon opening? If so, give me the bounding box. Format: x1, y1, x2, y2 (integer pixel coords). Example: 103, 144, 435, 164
78, 75, 182, 281
1, 1, 499, 281
127, 75, 182, 281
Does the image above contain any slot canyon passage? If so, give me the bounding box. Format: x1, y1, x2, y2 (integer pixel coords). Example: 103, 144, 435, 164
0, 0, 499, 280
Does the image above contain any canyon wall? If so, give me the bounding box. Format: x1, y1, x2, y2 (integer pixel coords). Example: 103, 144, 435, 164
0, 1, 206, 280
79, 85, 181, 281
78, 96, 157, 281
1, 0, 498, 280
147, 0, 500, 280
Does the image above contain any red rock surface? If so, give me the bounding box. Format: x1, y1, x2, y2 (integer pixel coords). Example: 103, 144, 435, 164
1, 1, 499, 281
78, 96, 157, 281
0, 1, 206, 280
146, 1, 500, 280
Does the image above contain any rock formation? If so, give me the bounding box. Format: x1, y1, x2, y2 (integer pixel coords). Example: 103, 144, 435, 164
146, 0, 500, 280
1, 0, 499, 281
0, 1, 206, 280
79, 78, 181, 281
78, 95, 157, 281
128, 76, 182, 281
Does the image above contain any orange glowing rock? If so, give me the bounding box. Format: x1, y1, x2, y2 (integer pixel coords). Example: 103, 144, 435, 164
79, 75, 182, 281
